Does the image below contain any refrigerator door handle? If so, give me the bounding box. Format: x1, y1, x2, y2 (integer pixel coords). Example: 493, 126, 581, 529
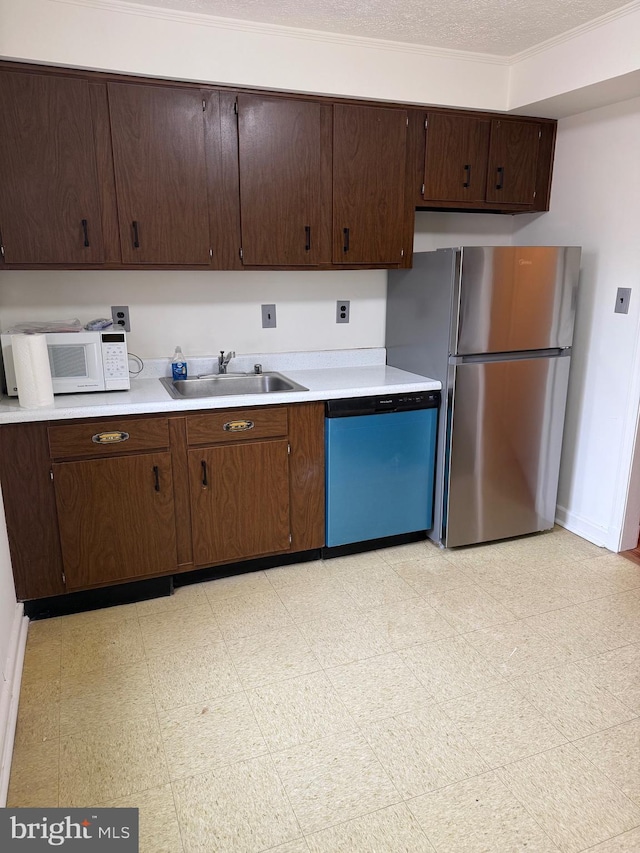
449, 347, 571, 366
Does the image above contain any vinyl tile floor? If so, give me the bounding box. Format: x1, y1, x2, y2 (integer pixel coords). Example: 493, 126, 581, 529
8, 526, 640, 852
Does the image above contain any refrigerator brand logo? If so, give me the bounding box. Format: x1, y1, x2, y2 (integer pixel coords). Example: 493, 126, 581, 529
1, 809, 138, 850
518, 259, 533, 265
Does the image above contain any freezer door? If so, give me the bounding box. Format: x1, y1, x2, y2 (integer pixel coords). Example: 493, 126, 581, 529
444, 354, 571, 548
456, 246, 580, 355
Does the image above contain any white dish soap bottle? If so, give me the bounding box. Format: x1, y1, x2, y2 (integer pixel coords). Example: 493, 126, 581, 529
171, 346, 188, 381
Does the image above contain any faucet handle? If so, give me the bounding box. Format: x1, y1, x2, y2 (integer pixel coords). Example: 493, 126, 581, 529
254, 363, 262, 374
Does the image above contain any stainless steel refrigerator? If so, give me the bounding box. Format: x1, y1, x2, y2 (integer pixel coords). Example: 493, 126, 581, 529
386, 246, 581, 548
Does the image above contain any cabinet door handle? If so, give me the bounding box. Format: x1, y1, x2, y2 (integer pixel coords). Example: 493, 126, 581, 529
81, 219, 90, 247
153, 465, 160, 492
304, 225, 311, 252
495, 167, 504, 190
132, 220, 140, 248
463, 165, 471, 188
201, 460, 208, 487
343, 227, 350, 253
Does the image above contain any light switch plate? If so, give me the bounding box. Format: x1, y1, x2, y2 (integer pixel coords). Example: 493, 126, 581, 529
261, 304, 277, 328
615, 288, 632, 314
336, 300, 350, 323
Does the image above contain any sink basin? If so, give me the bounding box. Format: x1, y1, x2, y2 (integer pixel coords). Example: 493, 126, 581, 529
160, 372, 308, 399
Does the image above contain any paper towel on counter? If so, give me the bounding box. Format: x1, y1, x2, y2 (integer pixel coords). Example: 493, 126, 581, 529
12, 333, 54, 408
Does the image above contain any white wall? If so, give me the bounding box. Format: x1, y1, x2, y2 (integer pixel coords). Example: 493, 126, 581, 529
3, 0, 640, 120
0, 270, 388, 358
508, 5, 640, 116
414, 211, 515, 252
0, 0, 508, 111
513, 96, 640, 550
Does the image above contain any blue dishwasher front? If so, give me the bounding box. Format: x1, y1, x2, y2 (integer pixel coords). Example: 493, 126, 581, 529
325, 391, 439, 548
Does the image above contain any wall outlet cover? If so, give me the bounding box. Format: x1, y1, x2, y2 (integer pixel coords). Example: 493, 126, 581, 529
111, 305, 131, 332
336, 300, 350, 323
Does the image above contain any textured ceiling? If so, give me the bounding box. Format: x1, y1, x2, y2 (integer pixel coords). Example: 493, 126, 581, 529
119, 0, 630, 55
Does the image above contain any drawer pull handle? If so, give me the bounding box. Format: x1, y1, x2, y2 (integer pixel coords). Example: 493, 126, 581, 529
223, 420, 254, 432
343, 227, 350, 253
495, 166, 505, 190
304, 225, 311, 252
92, 431, 130, 444
463, 164, 471, 188
153, 465, 160, 492
132, 220, 140, 248
81, 218, 90, 247
201, 460, 208, 487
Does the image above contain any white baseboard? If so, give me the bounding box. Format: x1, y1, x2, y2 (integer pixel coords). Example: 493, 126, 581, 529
555, 504, 617, 551
0, 605, 28, 807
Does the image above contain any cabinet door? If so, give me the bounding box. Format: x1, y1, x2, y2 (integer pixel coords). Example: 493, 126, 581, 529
237, 95, 329, 265
108, 82, 212, 264
423, 112, 490, 203
53, 452, 177, 589
189, 440, 290, 566
0, 422, 65, 600
485, 120, 540, 206
333, 104, 407, 265
0, 71, 104, 264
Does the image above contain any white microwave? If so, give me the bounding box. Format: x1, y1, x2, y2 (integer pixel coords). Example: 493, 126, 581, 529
1, 330, 130, 395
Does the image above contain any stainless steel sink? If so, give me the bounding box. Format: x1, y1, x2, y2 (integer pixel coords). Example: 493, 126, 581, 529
160, 372, 308, 399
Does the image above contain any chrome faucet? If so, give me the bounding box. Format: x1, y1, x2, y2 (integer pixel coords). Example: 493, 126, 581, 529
218, 350, 235, 374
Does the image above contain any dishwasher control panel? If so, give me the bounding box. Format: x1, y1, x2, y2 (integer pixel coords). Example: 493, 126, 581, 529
326, 391, 440, 418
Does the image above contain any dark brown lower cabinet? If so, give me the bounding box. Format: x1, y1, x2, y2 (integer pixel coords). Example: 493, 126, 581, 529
52, 452, 177, 589
189, 439, 291, 566
0, 402, 324, 600
0, 422, 65, 600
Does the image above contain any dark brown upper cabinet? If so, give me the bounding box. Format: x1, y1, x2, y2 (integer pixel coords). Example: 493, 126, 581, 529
418, 110, 552, 212
0, 70, 105, 264
485, 119, 541, 206
333, 104, 408, 265
237, 95, 331, 266
423, 112, 490, 204
0, 61, 557, 270
108, 82, 215, 265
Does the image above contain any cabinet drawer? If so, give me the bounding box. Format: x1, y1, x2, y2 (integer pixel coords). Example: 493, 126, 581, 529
187, 407, 288, 445
48, 417, 170, 459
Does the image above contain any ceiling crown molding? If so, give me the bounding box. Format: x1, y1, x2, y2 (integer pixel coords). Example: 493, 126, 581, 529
51, 0, 510, 65
508, 0, 640, 62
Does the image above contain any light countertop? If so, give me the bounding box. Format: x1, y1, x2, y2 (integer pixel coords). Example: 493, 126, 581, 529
0, 362, 440, 424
